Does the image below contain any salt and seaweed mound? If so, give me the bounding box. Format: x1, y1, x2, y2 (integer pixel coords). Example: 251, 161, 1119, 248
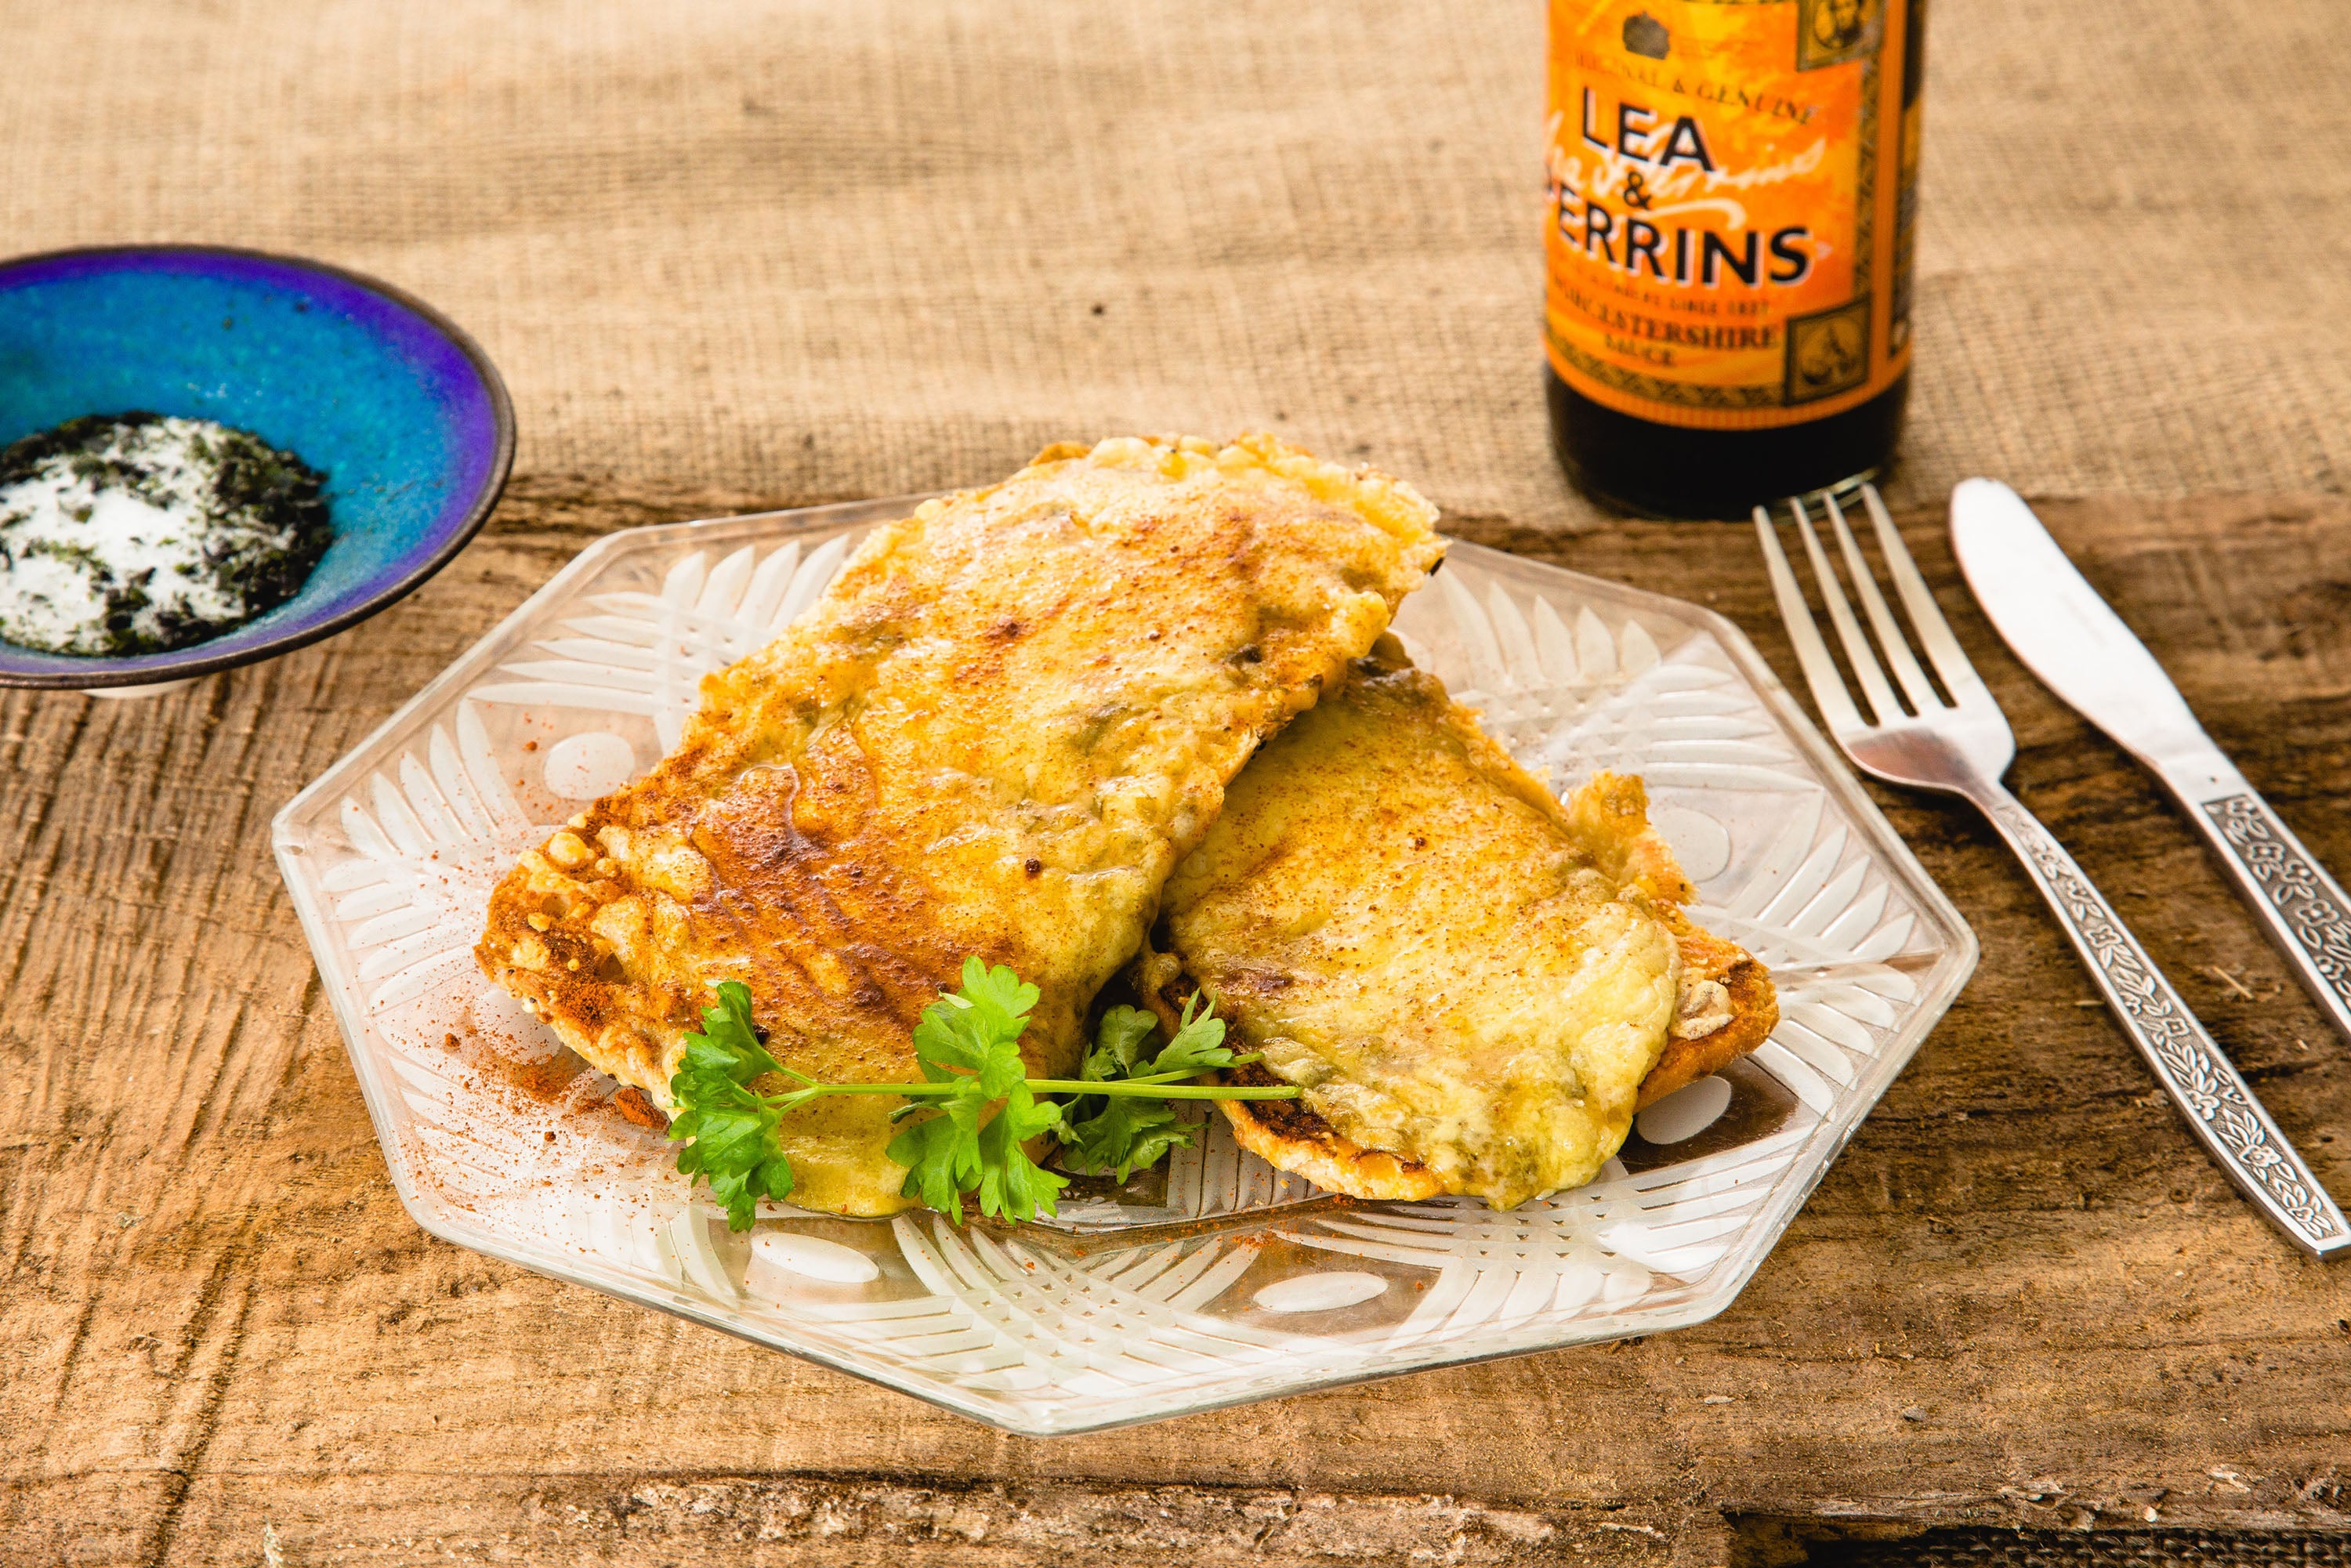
0, 411, 332, 657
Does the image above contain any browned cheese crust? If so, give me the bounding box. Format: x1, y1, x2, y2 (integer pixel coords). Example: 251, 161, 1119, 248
1135, 641, 1778, 1207
1640, 922, 1780, 1109
476, 435, 1443, 1215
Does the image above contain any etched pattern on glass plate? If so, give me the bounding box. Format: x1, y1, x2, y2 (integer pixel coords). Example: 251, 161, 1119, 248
274, 500, 1975, 1435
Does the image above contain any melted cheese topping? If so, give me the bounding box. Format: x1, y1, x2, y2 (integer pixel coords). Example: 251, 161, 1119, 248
1158, 647, 1685, 1208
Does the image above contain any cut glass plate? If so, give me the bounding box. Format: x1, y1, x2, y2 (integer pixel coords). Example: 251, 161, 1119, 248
272, 496, 1976, 1436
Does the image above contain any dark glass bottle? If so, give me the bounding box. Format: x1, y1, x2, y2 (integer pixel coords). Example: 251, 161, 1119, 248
1546, 367, 1908, 517
1544, 0, 1929, 518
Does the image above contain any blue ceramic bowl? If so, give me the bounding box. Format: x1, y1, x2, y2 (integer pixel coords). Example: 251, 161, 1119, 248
0, 245, 513, 690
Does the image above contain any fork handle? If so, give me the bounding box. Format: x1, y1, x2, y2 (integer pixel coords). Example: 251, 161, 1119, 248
1966, 780, 2350, 1258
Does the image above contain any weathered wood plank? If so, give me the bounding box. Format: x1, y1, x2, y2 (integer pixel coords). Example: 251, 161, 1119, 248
2, 486, 2347, 1565
131, 1476, 1736, 1567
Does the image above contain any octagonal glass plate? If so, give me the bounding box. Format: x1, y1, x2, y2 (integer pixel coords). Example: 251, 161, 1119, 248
273, 496, 1976, 1436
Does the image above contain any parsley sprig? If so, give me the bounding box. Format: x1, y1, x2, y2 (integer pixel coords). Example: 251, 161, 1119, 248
666, 959, 1295, 1230
1060, 995, 1239, 1182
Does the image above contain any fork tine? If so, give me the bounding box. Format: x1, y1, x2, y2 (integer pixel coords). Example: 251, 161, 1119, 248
1858, 483, 1993, 706
1821, 491, 1941, 713
1788, 495, 1904, 726
1752, 504, 1870, 735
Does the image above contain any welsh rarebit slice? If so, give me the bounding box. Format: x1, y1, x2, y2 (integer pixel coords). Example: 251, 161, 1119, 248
1136, 639, 1776, 1209
476, 435, 1442, 1215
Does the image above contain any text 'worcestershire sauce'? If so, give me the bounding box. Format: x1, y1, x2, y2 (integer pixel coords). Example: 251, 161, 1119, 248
1545, 0, 1927, 517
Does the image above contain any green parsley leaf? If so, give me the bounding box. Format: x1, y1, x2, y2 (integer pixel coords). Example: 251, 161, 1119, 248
1082, 1004, 1160, 1081
667, 981, 796, 1231
973, 1082, 1067, 1223
886, 957, 1068, 1223
885, 1089, 985, 1221
907, 956, 1038, 1092
1146, 994, 1236, 1077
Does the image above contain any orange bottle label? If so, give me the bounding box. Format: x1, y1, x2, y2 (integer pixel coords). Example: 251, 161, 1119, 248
1545, 0, 1916, 430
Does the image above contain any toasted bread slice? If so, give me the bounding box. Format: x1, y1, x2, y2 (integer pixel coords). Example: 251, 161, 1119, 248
1135, 641, 1778, 1207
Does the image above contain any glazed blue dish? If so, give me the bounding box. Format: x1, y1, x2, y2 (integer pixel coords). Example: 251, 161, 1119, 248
0, 246, 513, 690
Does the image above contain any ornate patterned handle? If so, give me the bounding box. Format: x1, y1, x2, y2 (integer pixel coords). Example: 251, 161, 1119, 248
1976, 786, 2349, 1258
2188, 790, 2351, 1045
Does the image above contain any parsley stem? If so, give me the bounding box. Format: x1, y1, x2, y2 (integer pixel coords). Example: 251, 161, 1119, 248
1027, 1078, 1296, 1099
760, 1078, 1299, 1101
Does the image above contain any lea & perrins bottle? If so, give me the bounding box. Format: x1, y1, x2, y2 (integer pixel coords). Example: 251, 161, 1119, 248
1545, 0, 1927, 516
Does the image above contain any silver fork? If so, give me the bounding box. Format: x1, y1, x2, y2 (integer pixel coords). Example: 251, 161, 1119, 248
1755, 484, 2349, 1259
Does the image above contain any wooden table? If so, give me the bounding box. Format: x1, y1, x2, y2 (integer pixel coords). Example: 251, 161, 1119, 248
5, 484, 2348, 1565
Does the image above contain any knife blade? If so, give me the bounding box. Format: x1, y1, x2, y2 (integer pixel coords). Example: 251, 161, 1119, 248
1951, 477, 2351, 1048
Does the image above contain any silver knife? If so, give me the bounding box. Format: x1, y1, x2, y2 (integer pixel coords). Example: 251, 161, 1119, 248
1951, 478, 2351, 1050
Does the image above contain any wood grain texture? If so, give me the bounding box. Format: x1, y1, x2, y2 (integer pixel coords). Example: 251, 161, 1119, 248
3, 483, 2349, 1566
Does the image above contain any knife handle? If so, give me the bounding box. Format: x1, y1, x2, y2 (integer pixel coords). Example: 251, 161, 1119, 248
1969, 781, 2350, 1258
2164, 775, 2351, 1048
